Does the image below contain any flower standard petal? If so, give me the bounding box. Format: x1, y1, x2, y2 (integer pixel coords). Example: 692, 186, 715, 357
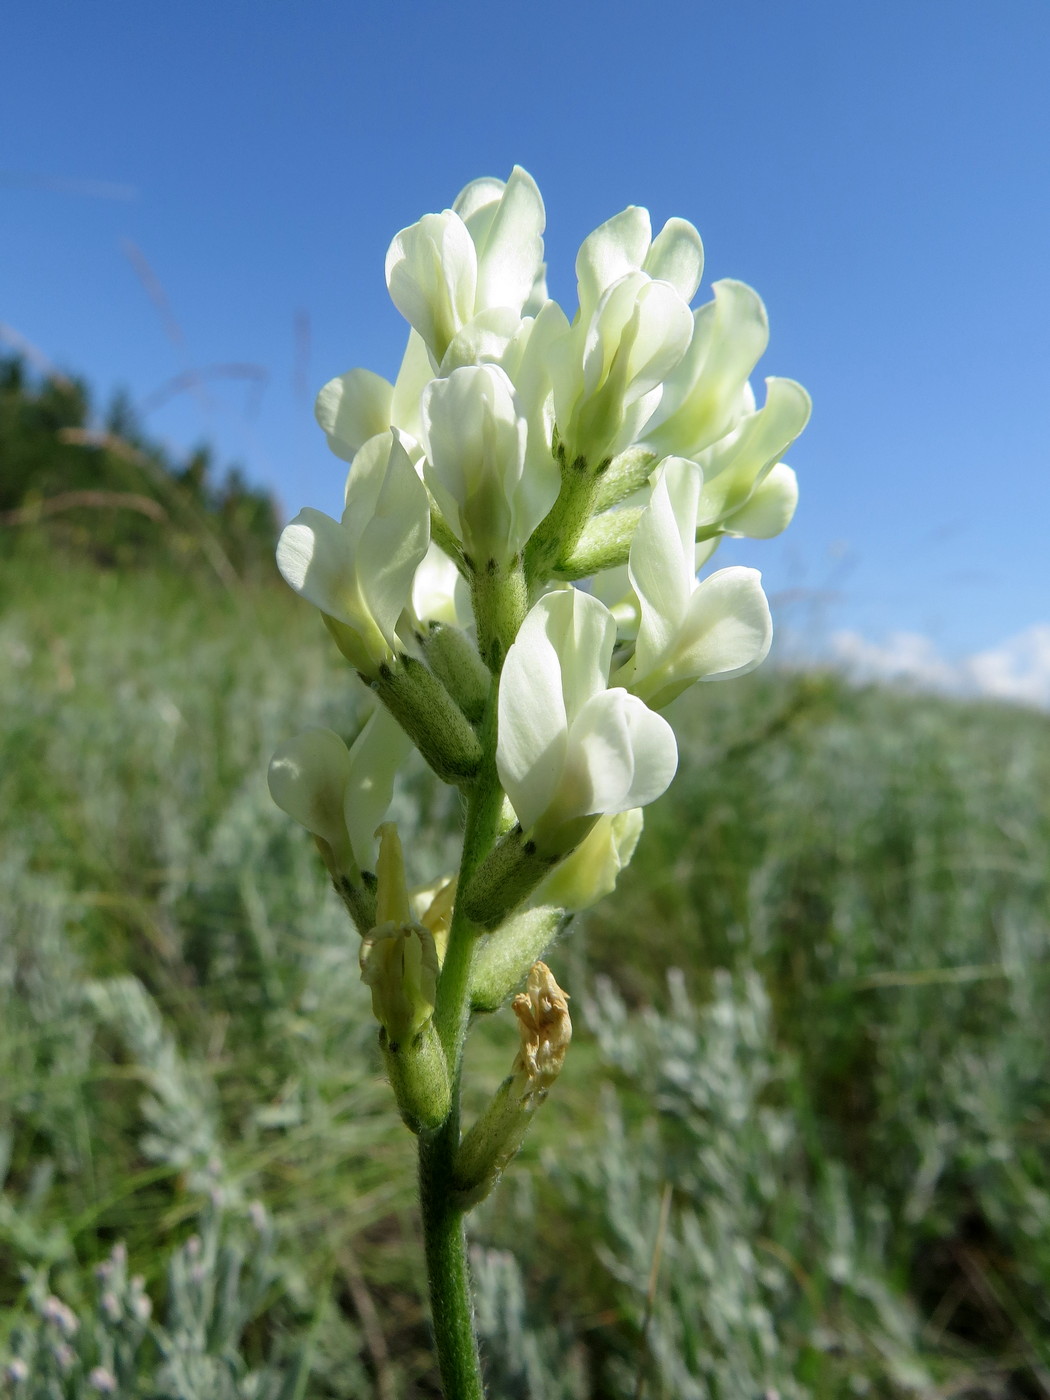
385, 211, 478, 364
560, 273, 693, 467
627, 457, 701, 679
348, 431, 432, 648
268, 728, 354, 859
496, 596, 570, 831
540, 586, 616, 722
420, 364, 528, 563
499, 301, 566, 533
389, 330, 434, 441
498, 587, 674, 845
410, 543, 468, 627
461, 165, 546, 319
278, 430, 430, 673
642, 279, 770, 459
675, 566, 773, 678
575, 206, 653, 316
276, 507, 385, 666
643, 217, 705, 302
562, 687, 677, 820
453, 174, 508, 224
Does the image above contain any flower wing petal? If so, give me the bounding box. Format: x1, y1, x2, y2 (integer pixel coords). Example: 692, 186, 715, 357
629, 458, 701, 677
268, 728, 352, 852
315, 369, 393, 463
675, 566, 773, 682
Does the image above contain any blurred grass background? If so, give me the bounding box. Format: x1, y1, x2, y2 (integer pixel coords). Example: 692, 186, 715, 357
2, 357, 1050, 1398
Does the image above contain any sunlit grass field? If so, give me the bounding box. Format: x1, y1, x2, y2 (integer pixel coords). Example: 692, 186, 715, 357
2, 547, 1049, 1398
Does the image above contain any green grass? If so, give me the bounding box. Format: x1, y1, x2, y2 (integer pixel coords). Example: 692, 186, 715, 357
2, 551, 1049, 1397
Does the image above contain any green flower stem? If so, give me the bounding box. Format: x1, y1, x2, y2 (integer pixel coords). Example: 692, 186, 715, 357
471, 560, 527, 672
524, 451, 603, 584
418, 693, 505, 1399
418, 1145, 485, 1400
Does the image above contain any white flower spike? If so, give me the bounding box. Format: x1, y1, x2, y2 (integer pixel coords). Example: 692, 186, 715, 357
272, 166, 809, 1385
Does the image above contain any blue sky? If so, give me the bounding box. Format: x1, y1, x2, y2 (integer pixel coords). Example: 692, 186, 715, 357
3, 0, 1049, 677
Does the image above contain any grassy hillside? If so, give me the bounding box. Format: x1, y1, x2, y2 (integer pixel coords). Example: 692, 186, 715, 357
1, 554, 1048, 1398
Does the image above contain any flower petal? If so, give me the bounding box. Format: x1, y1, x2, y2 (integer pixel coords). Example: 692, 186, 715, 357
675, 566, 772, 683
420, 364, 527, 560
566, 688, 678, 816
726, 462, 798, 538
439, 306, 524, 375
389, 330, 434, 441
453, 174, 508, 223
497, 599, 570, 830
467, 165, 546, 319
268, 728, 353, 854
536, 809, 644, 911
343, 707, 413, 872
575, 206, 652, 314
315, 369, 393, 463
276, 507, 377, 645
644, 217, 704, 302
697, 377, 811, 524
348, 432, 431, 645
629, 457, 701, 677
642, 279, 770, 458
385, 211, 477, 362
541, 586, 617, 719
410, 542, 468, 626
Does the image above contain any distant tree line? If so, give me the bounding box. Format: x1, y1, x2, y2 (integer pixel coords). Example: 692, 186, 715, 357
0, 354, 280, 578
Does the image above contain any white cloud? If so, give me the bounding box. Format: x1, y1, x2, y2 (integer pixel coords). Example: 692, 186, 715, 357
828, 624, 1050, 709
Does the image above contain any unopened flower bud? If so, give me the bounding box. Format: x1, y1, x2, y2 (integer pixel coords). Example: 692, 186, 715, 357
360, 923, 439, 1043
360, 825, 451, 1132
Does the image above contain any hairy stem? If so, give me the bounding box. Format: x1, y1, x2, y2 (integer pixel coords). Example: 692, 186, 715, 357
418, 692, 503, 1398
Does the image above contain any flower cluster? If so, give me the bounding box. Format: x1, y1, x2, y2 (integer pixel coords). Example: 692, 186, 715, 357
270, 166, 808, 1158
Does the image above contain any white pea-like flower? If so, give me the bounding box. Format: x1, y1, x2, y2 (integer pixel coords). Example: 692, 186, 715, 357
545, 206, 703, 468
315, 331, 432, 463
385, 166, 546, 366
421, 363, 557, 565
640, 278, 771, 460
267, 707, 411, 877
616, 457, 773, 709
497, 588, 677, 852
552, 269, 694, 469
276, 430, 430, 673
693, 375, 811, 537
574, 205, 705, 318
453, 166, 548, 321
